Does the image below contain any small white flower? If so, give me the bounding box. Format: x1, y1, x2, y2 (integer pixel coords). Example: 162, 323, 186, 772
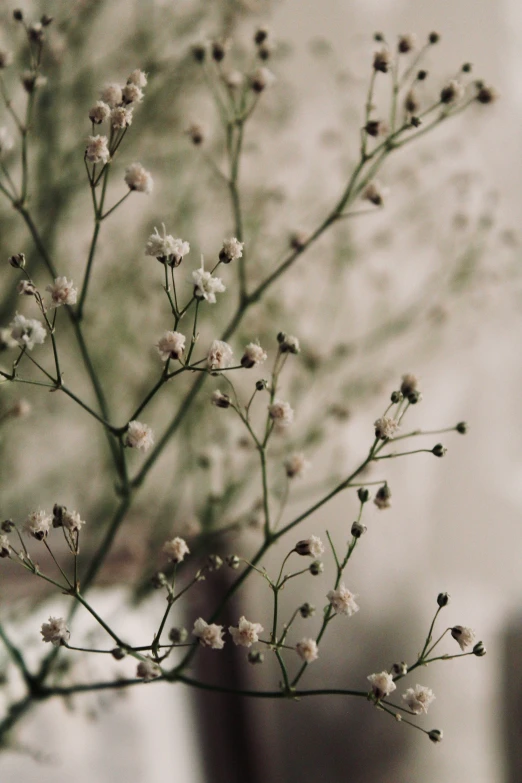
374, 416, 400, 440
367, 671, 396, 699
127, 69, 148, 88
162, 536, 190, 563
0, 535, 11, 558
125, 162, 153, 194
17, 280, 36, 296
451, 625, 476, 651
192, 265, 226, 304
193, 618, 225, 650
268, 399, 294, 428
223, 70, 244, 89
110, 106, 133, 130
207, 340, 233, 371
229, 616, 264, 647
88, 101, 111, 124
327, 583, 359, 616
295, 535, 324, 558
219, 237, 244, 263
136, 657, 161, 681
25, 509, 52, 540
100, 83, 123, 108
241, 342, 267, 368
250, 67, 276, 92
0, 126, 14, 154
296, 638, 318, 663
122, 83, 143, 104
145, 224, 190, 265
284, 452, 310, 478
10, 314, 46, 350
125, 420, 154, 452
402, 684, 435, 714
61, 510, 85, 534
46, 276, 77, 308
85, 135, 110, 164
156, 331, 185, 361
41, 617, 70, 646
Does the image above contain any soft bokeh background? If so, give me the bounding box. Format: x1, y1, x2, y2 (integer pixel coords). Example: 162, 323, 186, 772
0, 0, 520, 782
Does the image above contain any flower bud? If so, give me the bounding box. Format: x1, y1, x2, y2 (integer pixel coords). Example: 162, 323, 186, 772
299, 602, 315, 618
417, 70, 428, 81
473, 641, 486, 657
13, 10, 24, 21
357, 488, 369, 504
432, 444, 447, 458
428, 729, 443, 743
351, 520, 367, 539
248, 650, 264, 664
1, 519, 15, 533
456, 421, 468, 434
41, 14, 54, 26
391, 661, 408, 676
151, 571, 167, 589
111, 646, 126, 660
192, 43, 207, 63
226, 554, 240, 569
9, 253, 26, 269
207, 554, 223, 571
169, 627, 188, 644
211, 41, 227, 63
390, 390, 402, 403
254, 27, 269, 45
437, 592, 450, 607
309, 560, 324, 576
255, 379, 268, 391
428, 32, 440, 44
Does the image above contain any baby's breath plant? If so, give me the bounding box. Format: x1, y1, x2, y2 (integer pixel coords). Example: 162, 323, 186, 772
0, 3, 504, 764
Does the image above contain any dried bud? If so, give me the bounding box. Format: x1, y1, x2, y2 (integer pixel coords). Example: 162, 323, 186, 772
373, 48, 390, 74
279, 334, 300, 354
151, 571, 167, 589
428, 729, 443, 743
309, 560, 324, 576
169, 627, 188, 644
254, 27, 269, 45
9, 253, 26, 269
398, 34, 416, 54
428, 32, 440, 44
28, 23, 44, 43
17, 280, 36, 296
207, 554, 223, 571
404, 90, 419, 114
52, 503, 66, 528
364, 120, 387, 137
473, 641, 486, 657
456, 421, 468, 434
437, 592, 450, 607
192, 43, 207, 63
289, 230, 309, 251
226, 554, 240, 569
391, 661, 408, 676
250, 67, 275, 93
351, 520, 367, 539
257, 43, 272, 61
186, 123, 205, 146
407, 390, 422, 405
211, 390, 231, 409
1, 519, 15, 533
432, 443, 447, 458
476, 84, 496, 104
255, 379, 268, 391
390, 390, 402, 403
357, 488, 370, 504
299, 602, 315, 618
417, 69, 428, 81
461, 62, 472, 73
211, 41, 227, 63
248, 650, 264, 664
374, 484, 392, 510
111, 647, 126, 660
440, 80, 464, 104
13, 10, 24, 22
410, 116, 422, 128
41, 14, 54, 26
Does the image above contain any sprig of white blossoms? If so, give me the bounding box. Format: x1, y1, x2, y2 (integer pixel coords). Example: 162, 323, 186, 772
124, 420, 154, 452
451, 625, 475, 651
295, 638, 318, 663
46, 277, 77, 308
25, 509, 52, 540
193, 618, 225, 649
295, 535, 324, 558
40, 617, 70, 647
207, 340, 233, 371
145, 224, 190, 266
10, 314, 46, 350
327, 583, 359, 616
156, 331, 185, 361
192, 265, 226, 304
268, 399, 294, 428
367, 671, 396, 700
229, 616, 264, 647
402, 684, 435, 714
125, 163, 153, 194
162, 536, 190, 563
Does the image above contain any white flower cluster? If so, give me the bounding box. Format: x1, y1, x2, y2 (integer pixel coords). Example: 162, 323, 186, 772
40, 617, 70, 647
162, 536, 190, 563
193, 618, 225, 649
10, 314, 46, 351
46, 277, 77, 308
124, 420, 154, 452
229, 616, 264, 647
146, 224, 190, 266
192, 266, 226, 304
